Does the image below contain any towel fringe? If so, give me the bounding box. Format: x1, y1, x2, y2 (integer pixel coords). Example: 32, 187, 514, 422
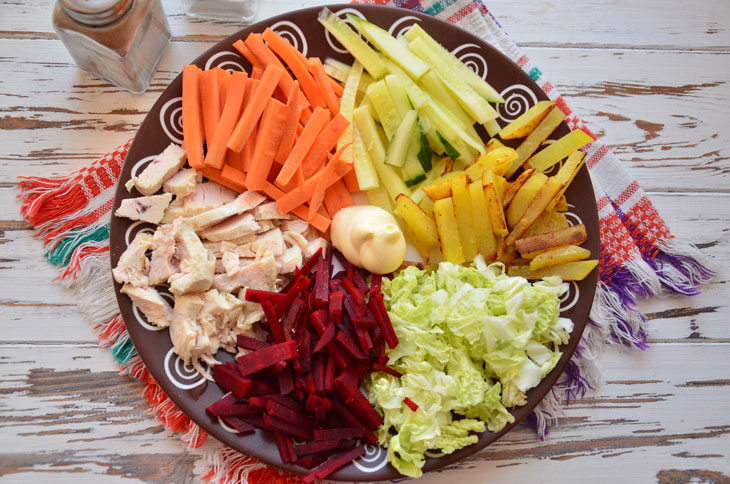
649, 239, 716, 296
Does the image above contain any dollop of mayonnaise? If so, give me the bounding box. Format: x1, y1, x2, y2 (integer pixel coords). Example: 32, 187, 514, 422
330, 206, 406, 275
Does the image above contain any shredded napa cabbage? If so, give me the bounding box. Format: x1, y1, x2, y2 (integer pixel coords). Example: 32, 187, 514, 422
366, 256, 571, 477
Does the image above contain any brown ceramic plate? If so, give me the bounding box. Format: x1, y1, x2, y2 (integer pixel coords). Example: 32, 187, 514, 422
110, 4, 599, 481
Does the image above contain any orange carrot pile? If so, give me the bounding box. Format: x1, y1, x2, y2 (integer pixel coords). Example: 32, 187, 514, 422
180, 28, 359, 234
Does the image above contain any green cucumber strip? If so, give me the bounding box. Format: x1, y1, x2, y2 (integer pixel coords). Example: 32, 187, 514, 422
422, 100, 484, 153
337, 60, 363, 153
366, 80, 402, 139
418, 71, 474, 128
384, 74, 411, 120
404, 23, 504, 103
437, 131, 461, 159
408, 36, 498, 124
483, 119, 501, 137
402, 123, 426, 186
417, 126, 433, 172
385, 110, 418, 167
347, 15, 430, 80
353, 106, 410, 200
318, 8, 387, 79
323, 63, 348, 83
352, 126, 380, 191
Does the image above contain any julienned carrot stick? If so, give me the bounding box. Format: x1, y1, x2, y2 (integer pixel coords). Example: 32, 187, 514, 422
227, 65, 284, 152
182, 65, 204, 170
300, 106, 312, 125
200, 69, 221, 147
343, 166, 360, 192
301, 113, 350, 178
274, 81, 301, 164
323, 179, 355, 217
308, 57, 340, 116
232, 39, 262, 69
204, 71, 248, 169
203, 166, 244, 192
251, 66, 263, 80
263, 182, 331, 233
262, 28, 326, 110
328, 77, 345, 97
226, 148, 243, 171
217, 68, 231, 108
240, 79, 258, 173
221, 165, 247, 189
244, 33, 310, 110
246, 98, 288, 190
308, 144, 352, 219
276, 107, 330, 185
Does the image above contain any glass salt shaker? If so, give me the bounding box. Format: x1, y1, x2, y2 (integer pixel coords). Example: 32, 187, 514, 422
182, 0, 259, 23
52, 0, 171, 94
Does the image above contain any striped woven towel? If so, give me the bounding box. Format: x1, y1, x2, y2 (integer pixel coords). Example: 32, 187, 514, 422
16, 0, 713, 482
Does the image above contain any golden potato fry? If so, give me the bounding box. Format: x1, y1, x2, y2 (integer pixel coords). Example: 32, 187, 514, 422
515, 224, 588, 255
505, 177, 564, 246
483, 180, 508, 236
419, 195, 435, 219
528, 130, 594, 172
494, 174, 508, 201
465, 146, 518, 180
553, 195, 568, 212
468, 179, 498, 260
521, 244, 571, 260
401, 221, 431, 262
523, 209, 570, 239
396, 194, 440, 248
545, 150, 585, 212
496, 245, 518, 267
507, 260, 598, 281
498, 101, 555, 139
451, 177, 478, 261
506, 171, 548, 228
484, 138, 505, 154
422, 171, 467, 200
502, 168, 534, 208
505, 108, 565, 178
433, 197, 466, 264
530, 245, 591, 271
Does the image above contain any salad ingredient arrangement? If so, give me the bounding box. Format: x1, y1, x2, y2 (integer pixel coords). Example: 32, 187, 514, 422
205, 247, 401, 483
330, 205, 406, 274
370, 257, 572, 477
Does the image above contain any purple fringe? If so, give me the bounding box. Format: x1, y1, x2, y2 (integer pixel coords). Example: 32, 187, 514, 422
645, 251, 716, 296
557, 358, 594, 402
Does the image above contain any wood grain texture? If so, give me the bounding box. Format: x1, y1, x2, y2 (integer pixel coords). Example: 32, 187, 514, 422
1, 0, 728, 482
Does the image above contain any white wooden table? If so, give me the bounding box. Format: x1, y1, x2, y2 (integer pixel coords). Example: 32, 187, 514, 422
1, 1, 729, 482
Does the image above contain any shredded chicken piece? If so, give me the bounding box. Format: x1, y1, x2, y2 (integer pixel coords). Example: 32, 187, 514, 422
185, 190, 266, 230
115, 193, 172, 224
148, 222, 179, 285
236, 228, 285, 258
213, 251, 278, 293
112, 232, 152, 286
131, 143, 187, 195
200, 213, 260, 242
120, 284, 172, 327
163, 168, 200, 198
253, 201, 290, 221
168, 222, 215, 295
276, 245, 303, 275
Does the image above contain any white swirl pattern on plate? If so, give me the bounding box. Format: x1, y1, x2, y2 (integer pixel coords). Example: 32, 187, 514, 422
451, 43, 488, 79
325, 8, 367, 54
270, 20, 308, 56
163, 347, 206, 390
204, 50, 246, 72
124, 220, 156, 247
559, 281, 580, 312
387, 15, 421, 37
497, 85, 538, 123
564, 204, 583, 227
351, 444, 388, 473
159, 96, 184, 144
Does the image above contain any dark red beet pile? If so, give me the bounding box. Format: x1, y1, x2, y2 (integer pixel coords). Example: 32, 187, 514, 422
205, 247, 399, 483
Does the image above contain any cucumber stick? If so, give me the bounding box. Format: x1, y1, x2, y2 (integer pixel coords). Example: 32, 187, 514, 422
404, 23, 504, 103
352, 126, 380, 191
385, 110, 418, 168
337, 60, 363, 153
418, 71, 474, 128
384, 74, 411, 120
366, 80, 401, 139
318, 9, 387, 79
408, 36, 498, 124
353, 106, 409, 200
347, 15, 430, 80
402, 125, 427, 187
324, 57, 375, 92
366, 186, 393, 212
385, 62, 429, 108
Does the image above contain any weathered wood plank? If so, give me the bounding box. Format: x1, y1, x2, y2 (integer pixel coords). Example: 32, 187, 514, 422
1, 0, 728, 51
0, 343, 727, 483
